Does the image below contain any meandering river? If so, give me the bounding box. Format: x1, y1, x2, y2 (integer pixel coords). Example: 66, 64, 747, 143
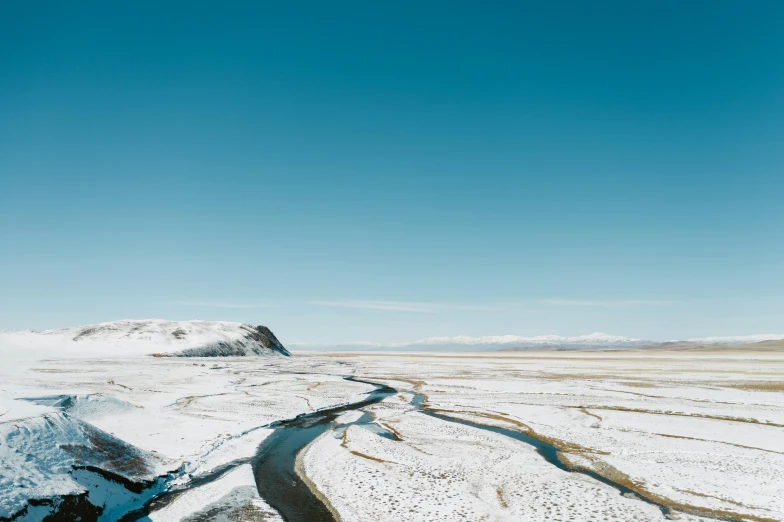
250, 377, 396, 521
127, 377, 739, 522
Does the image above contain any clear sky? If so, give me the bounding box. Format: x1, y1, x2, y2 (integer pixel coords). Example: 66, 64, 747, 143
1, 1, 782, 344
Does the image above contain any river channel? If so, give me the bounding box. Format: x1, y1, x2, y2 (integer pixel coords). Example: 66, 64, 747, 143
250, 377, 396, 522
129, 378, 736, 522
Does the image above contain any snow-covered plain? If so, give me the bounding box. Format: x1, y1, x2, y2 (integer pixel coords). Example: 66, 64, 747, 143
2, 324, 783, 521
328, 351, 784, 522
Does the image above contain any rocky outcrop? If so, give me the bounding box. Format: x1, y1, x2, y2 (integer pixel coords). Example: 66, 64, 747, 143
242, 325, 290, 356
0, 411, 170, 521
166, 324, 290, 357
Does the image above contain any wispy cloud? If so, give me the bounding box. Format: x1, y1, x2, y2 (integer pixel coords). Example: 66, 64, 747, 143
169, 298, 674, 312
169, 301, 276, 309
542, 299, 677, 307
309, 300, 437, 313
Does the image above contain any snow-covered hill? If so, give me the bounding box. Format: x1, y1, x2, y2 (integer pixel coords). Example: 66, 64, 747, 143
0, 320, 290, 359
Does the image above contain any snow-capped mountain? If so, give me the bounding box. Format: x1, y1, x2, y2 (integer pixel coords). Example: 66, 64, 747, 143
0, 320, 290, 358
296, 333, 651, 352
295, 331, 784, 352
414, 333, 648, 349
685, 334, 784, 345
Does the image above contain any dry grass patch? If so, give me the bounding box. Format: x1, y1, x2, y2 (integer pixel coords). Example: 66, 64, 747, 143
580, 408, 603, 427
348, 450, 394, 464
719, 382, 784, 392
379, 421, 404, 441
495, 487, 509, 509
564, 404, 784, 427
620, 380, 661, 388
654, 432, 784, 455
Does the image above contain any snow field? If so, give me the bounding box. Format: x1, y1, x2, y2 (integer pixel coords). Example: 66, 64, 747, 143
344, 351, 784, 521
147, 464, 281, 522
303, 403, 692, 521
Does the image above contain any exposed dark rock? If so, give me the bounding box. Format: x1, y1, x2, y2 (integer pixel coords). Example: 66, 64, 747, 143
240, 325, 290, 356
2, 493, 102, 522
61, 420, 159, 481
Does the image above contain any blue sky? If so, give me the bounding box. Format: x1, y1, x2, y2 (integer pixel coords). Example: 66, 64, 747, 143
1, 1, 782, 343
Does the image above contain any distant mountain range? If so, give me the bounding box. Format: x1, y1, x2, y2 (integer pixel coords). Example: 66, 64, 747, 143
685, 334, 784, 344
295, 332, 784, 352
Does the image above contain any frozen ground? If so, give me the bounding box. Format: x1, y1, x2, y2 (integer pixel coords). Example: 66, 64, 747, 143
332, 351, 784, 522
0, 351, 372, 520
2, 341, 782, 521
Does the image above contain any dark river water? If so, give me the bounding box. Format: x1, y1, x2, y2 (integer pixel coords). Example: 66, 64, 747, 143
249, 377, 396, 522
120, 377, 396, 522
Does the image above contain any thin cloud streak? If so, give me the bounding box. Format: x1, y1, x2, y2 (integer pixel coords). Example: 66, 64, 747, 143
169, 301, 276, 309
169, 298, 675, 312
308, 300, 517, 313
309, 300, 436, 313
542, 299, 677, 307
169, 299, 513, 312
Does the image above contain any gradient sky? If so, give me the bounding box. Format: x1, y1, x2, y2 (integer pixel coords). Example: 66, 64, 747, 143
1, 1, 783, 344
